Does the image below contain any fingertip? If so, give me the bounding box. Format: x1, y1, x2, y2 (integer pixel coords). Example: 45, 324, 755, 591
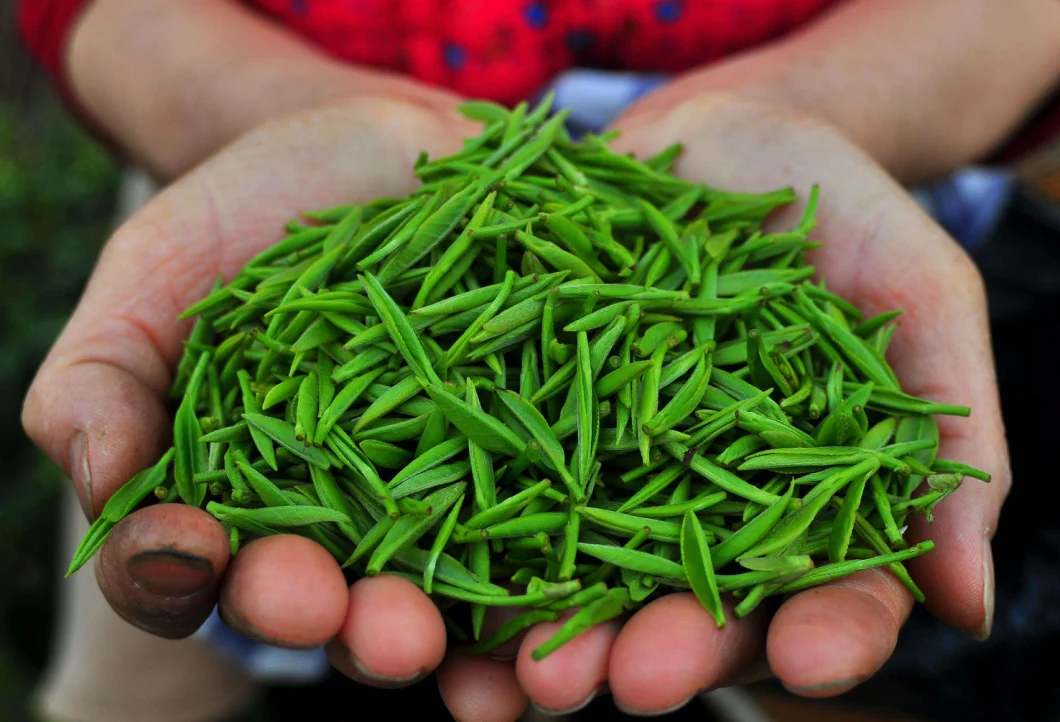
516, 611, 618, 714
220, 534, 348, 648
96, 504, 229, 639
328, 574, 446, 686
905, 465, 997, 634
609, 593, 764, 715
438, 653, 527, 722
767, 570, 910, 697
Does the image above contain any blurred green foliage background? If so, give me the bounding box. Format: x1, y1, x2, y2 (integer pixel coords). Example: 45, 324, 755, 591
0, 8, 121, 717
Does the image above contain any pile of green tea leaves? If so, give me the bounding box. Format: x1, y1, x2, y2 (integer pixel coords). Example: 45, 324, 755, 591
68, 94, 988, 659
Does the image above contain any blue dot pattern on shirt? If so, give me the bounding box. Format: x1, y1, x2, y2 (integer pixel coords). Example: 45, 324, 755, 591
444, 43, 466, 69
655, 0, 683, 23
524, 2, 549, 29
289, 0, 308, 17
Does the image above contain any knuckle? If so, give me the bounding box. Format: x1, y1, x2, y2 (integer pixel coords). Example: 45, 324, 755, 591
21, 367, 57, 451
949, 249, 986, 300
20, 376, 43, 439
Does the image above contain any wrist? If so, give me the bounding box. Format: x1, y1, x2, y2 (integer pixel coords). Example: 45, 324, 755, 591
64, 0, 470, 181
233, 91, 477, 186
614, 61, 907, 181
613, 90, 846, 160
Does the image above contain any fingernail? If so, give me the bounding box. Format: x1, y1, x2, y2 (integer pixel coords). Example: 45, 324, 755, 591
127, 549, 214, 597
614, 693, 694, 717
786, 676, 864, 697
532, 683, 606, 716
347, 649, 426, 689
971, 537, 994, 641
69, 432, 93, 520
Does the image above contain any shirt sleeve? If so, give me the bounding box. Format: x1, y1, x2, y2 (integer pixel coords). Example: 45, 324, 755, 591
17, 0, 93, 98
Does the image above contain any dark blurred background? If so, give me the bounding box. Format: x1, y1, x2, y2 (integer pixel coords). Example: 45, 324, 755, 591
0, 5, 120, 721
4, 3, 1060, 721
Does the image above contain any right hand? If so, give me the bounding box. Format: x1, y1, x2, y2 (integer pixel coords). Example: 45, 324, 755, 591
22, 95, 531, 721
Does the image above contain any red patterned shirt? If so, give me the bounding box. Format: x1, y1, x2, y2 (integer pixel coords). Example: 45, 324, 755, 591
17, 0, 1060, 161
18, 0, 838, 106
246, 0, 838, 105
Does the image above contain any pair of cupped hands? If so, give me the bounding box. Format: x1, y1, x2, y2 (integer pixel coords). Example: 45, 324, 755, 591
23, 83, 1008, 719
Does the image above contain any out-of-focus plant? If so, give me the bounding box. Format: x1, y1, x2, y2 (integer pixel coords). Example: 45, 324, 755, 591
0, 97, 119, 720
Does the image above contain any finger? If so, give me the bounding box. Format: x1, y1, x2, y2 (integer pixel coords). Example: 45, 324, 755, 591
613, 96, 1007, 633
905, 431, 1000, 638
789, 151, 1006, 638
21, 99, 458, 522
607, 593, 767, 715
481, 605, 533, 661
25, 359, 172, 522
797, 161, 1006, 637
516, 611, 620, 715
437, 653, 527, 722
95, 503, 229, 638
768, 569, 913, 697
219, 534, 348, 647
326, 574, 447, 688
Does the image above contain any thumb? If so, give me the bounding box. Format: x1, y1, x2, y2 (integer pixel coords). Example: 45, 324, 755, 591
96, 504, 230, 638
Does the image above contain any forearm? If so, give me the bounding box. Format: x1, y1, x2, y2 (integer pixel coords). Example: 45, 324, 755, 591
632, 0, 1060, 183
66, 0, 463, 181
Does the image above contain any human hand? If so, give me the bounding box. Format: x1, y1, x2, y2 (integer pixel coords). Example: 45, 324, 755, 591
20, 95, 543, 716
450, 93, 1007, 717
23, 91, 1009, 721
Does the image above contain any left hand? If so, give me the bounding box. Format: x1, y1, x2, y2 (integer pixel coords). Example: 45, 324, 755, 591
437, 93, 1009, 718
